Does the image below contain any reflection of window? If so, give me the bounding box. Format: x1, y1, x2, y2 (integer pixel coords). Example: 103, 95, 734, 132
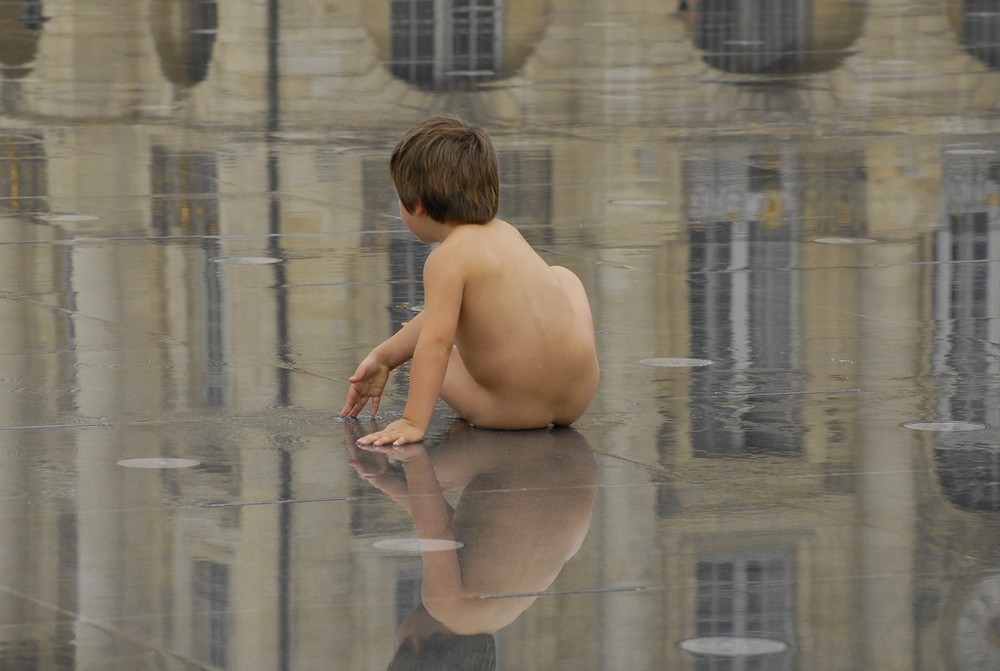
0, 133, 47, 214
498, 148, 553, 245
362, 157, 430, 333
932, 149, 1000, 511
390, 0, 503, 90
695, 0, 806, 74
396, 566, 423, 627
193, 560, 230, 669
685, 156, 803, 458
0, 2, 46, 79
152, 0, 218, 86
695, 551, 795, 670
151, 147, 219, 236
935, 151, 1000, 429
151, 147, 225, 406
800, 152, 868, 240
959, 0, 1000, 69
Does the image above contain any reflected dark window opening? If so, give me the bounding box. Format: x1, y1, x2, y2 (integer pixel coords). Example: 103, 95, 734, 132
151, 147, 220, 237
695, 551, 796, 670
0, 2, 46, 80
193, 560, 231, 669
362, 158, 429, 334
960, 0, 1000, 69
932, 149, 1000, 511
801, 153, 869, 240
396, 566, 423, 627
390, 0, 503, 90
497, 148, 553, 246
0, 133, 47, 214
190, 0, 218, 83
152, 0, 218, 87
0, 640, 40, 669
685, 156, 803, 458
18, 1, 49, 31
151, 146, 226, 407
695, 0, 809, 74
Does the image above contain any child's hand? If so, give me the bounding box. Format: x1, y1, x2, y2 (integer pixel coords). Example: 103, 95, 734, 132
340, 355, 391, 417
356, 418, 426, 448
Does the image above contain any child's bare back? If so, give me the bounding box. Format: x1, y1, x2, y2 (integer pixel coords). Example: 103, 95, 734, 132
340, 114, 599, 445
436, 218, 598, 429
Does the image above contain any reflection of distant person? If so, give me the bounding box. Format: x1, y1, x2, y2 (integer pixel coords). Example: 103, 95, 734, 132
345, 421, 598, 670
340, 114, 599, 447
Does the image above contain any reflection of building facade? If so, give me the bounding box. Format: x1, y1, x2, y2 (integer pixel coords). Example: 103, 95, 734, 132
2, 1, 1000, 669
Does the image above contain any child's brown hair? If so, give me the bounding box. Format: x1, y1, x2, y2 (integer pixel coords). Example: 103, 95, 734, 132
390, 114, 499, 224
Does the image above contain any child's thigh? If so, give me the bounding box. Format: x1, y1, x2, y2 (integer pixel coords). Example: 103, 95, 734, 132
441, 348, 552, 430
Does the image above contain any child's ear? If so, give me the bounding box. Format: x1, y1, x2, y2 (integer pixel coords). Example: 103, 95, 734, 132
411, 201, 428, 217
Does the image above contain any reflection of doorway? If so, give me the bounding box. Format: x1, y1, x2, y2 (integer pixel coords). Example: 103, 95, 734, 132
152, 0, 219, 87
390, 0, 503, 89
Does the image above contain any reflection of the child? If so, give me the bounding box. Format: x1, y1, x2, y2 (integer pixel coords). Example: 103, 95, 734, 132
344, 420, 597, 671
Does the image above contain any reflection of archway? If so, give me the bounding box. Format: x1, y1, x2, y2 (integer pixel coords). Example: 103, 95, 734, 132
0, 1, 47, 79
948, 0, 1000, 69
685, 0, 865, 75
364, 0, 547, 91
151, 0, 218, 87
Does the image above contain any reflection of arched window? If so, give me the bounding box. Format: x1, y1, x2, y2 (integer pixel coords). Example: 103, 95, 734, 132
954, 0, 1000, 69
0, 2, 47, 79
932, 146, 1000, 511
696, 0, 807, 73
390, 0, 503, 90
0, 133, 47, 214
152, 0, 218, 87
690, 0, 863, 75
685, 154, 804, 458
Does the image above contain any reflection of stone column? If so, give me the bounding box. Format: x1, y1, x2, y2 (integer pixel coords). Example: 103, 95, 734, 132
71, 246, 125, 669
591, 251, 661, 671
23, 0, 163, 117
0, 219, 34, 649
521, 0, 708, 126
856, 242, 922, 671
46, 127, 153, 232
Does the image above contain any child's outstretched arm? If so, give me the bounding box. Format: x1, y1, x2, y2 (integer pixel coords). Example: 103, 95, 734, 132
356, 250, 462, 446
340, 312, 426, 417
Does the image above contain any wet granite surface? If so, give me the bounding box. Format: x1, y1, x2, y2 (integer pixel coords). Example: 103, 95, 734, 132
1, 1, 1000, 669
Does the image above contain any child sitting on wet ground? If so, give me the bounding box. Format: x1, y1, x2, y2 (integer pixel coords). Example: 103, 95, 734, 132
340, 114, 599, 446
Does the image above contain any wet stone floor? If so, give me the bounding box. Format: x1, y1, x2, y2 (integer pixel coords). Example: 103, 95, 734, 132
2, 1, 1000, 670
